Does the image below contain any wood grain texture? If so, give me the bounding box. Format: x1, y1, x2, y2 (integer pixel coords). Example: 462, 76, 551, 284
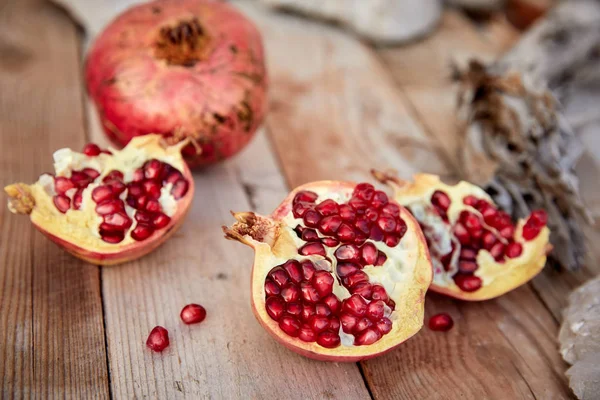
240, 4, 573, 399
90, 121, 370, 397
0, 0, 109, 397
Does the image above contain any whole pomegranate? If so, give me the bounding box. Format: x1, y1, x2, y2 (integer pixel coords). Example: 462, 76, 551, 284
5, 135, 194, 265
85, 0, 268, 167
374, 172, 551, 301
224, 181, 433, 361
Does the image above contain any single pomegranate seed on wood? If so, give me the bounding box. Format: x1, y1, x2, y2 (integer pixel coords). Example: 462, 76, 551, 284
431, 190, 451, 211
83, 143, 101, 156
454, 274, 482, 292
293, 190, 318, 204
265, 296, 285, 320
131, 224, 154, 241
180, 304, 207, 324
429, 313, 454, 332
146, 326, 169, 352
505, 242, 523, 258
316, 331, 341, 348
54, 177, 76, 194
298, 242, 326, 257
53, 195, 71, 213
171, 179, 189, 199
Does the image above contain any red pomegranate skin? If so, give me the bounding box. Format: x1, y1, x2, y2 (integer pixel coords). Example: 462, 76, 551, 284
85, 0, 268, 167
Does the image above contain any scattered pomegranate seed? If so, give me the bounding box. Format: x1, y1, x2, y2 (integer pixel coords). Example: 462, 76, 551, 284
429, 313, 454, 331
180, 304, 207, 324
146, 326, 169, 352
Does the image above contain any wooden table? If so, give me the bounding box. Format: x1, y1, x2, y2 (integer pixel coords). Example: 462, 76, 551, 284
2, 0, 598, 398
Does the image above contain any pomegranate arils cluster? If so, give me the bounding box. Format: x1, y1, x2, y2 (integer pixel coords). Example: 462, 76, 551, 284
51, 144, 189, 244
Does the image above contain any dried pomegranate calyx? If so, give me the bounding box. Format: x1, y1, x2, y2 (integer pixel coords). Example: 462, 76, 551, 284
5, 135, 194, 265
375, 172, 551, 301
224, 181, 433, 361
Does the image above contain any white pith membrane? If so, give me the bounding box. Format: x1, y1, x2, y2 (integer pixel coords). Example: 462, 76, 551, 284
225, 181, 433, 361
5, 135, 192, 261
380, 173, 551, 301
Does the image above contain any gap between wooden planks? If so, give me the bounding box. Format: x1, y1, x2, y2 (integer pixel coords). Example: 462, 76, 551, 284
0, 0, 109, 397
241, 3, 573, 399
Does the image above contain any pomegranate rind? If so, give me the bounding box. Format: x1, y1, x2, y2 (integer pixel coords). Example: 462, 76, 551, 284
85, 0, 268, 167
224, 181, 433, 361
377, 173, 550, 301
4, 135, 194, 266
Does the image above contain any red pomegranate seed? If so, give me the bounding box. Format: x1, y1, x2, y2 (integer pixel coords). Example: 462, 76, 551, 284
505, 242, 523, 258
463, 195, 478, 207
264, 279, 280, 297
72, 189, 83, 210
293, 202, 311, 218
321, 237, 339, 247
298, 242, 326, 257
354, 218, 370, 235
489, 242, 505, 260
92, 185, 114, 203
145, 199, 161, 213
301, 304, 316, 321
458, 260, 478, 273
152, 213, 171, 229
481, 231, 497, 250
371, 191, 389, 209
100, 230, 125, 244
82, 168, 100, 180
315, 303, 331, 317
280, 260, 301, 284
345, 271, 369, 288
319, 215, 342, 234
294, 190, 318, 204
312, 271, 334, 297
103, 170, 124, 182
339, 204, 356, 221
377, 216, 397, 233
104, 212, 132, 230
83, 143, 101, 156
342, 294, 367, 317
70, 171, 92, 188
371, 285, 389, 303
499, 225, 515, 240
337, 262, 360, 278
369, 225, 384, 241
303, 210, 321, 228
53, 195, 71, 213
349, 197, 368, 211
180, 303, 206, 324
463, 213, 482, 233
460, 247, 477, 260
522, 223, 541, 241
530, 209, 548, 226
301, 261, 316, 281
354, 183, 375, 201
54, 177, 75, 194
300, 282, 321, 303
376, 251, 387, 266
316, 331, 340, 348
322, 294, 341, 314
315, 199, 339, 216
146, 326, 169, 352
354, 328, 382, 345
364, 207, 379, 222
278, 315, 301, 337
280, 283, 301, 303
429, 313, 454, 331
454, 223, 470, 245
366, 300, 385, 321
298, 325, 316, 342
143, 180, 162, 199
95, 199, 124, 215
143, 159, 163, 180
376, 318, 392, 334
481, 206, 498, 226
351, 282, 373, 299
269, 267, 289, 287
431, 190, 451, 211
309, 315, 330, 333
341, 313, 359, 333
360, 242, 378, 265
300, 228, 319, 242
132, 168, 144, 182
265, 296, 285, 320
354, 233, 368, 246
356, 317, 373, 332
335, 246, 360, 265
336, 223, 356, 242
384, 235, 400, 247
134, 211, 151, 224
127, 183, 144, 198
454, 274, 482, 292
396, 219, 408, 237
287, 302, 303, 318
171, 179, 189, 200
131, 224, 154, 241
381, 203, 400, 217
329, 317, 340, 332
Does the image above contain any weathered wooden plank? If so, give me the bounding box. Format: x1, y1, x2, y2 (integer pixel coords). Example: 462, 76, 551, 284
241, 4, 572, 398
0, 0, 109, 397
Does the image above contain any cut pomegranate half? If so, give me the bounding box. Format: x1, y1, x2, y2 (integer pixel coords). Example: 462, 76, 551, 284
223, 181, 433, 361
5, 135, 194, 265
374, 172, 551, 301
